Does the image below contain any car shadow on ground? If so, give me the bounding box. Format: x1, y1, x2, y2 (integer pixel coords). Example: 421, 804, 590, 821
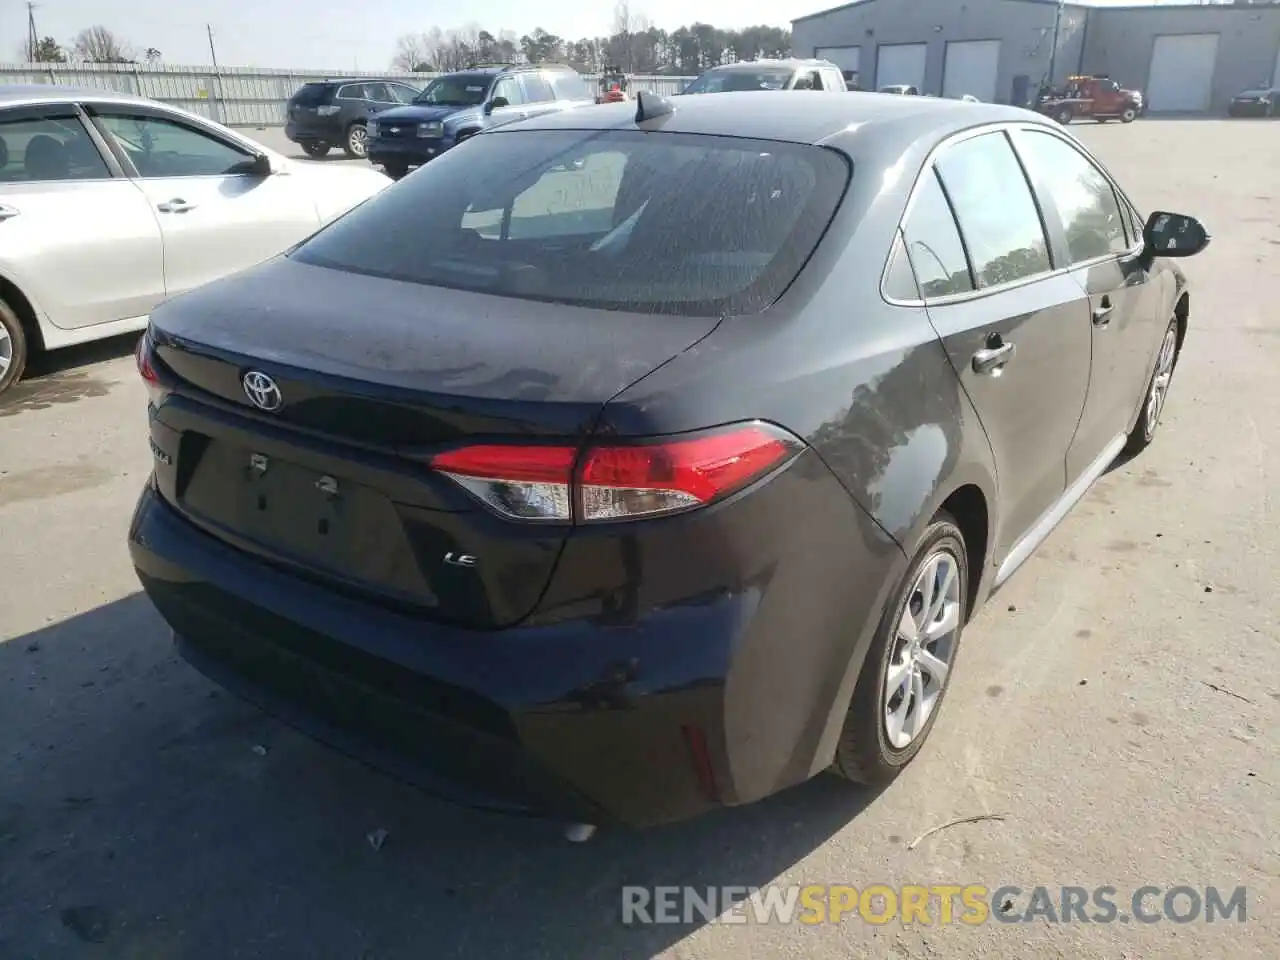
1, 333, 140, 418
0, 594, 882, 959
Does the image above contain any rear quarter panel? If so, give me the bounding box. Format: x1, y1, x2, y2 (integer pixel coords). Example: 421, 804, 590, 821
594, 123, 1000, 778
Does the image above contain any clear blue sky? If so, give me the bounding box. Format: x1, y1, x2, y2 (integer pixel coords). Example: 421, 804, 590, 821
19, 0, 1192, 71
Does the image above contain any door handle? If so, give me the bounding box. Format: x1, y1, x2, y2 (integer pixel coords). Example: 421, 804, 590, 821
0, 204, 19, 221
157, 199, 196, 213
1093, 295, 1114, 326
972, 341, 1016, 375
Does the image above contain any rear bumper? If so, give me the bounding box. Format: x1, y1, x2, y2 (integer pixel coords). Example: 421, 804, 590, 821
285, 119, 343, 144
1228, 102, 1273, 117
130, 484, 755, 827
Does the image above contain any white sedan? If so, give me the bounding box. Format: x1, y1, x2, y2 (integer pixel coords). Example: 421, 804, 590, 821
0, 85, 390, 395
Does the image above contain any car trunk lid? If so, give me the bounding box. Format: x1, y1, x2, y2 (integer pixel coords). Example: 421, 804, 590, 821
147, 257, 718, 628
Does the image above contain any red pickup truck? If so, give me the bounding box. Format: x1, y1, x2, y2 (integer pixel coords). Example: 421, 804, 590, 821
1037, 75, 1144, 124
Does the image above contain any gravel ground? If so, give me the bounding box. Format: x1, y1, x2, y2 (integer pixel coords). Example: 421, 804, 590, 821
0, 119, 1277, 960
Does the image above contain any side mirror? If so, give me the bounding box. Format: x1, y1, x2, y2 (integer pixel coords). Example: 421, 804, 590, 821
1143, 211, 1210, 258
484, 97, 509, 115
249, 153, 273, 177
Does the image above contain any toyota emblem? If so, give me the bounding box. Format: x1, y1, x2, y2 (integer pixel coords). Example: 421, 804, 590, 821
242, 370, 283, 412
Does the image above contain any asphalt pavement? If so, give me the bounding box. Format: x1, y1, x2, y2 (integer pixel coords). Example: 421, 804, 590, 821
0, 119, 1277, 960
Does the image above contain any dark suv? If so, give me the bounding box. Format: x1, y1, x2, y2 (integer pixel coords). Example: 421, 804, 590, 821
366, 63, 595, 178
286, 78, 422, 159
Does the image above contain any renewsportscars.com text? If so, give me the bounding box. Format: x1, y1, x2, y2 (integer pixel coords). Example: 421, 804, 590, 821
621, 884, 1248, 926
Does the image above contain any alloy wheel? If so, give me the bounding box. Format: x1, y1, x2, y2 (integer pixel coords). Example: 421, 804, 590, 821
348, 126, 368, 158
883, 549, 962, 750
0, 324, 11, 379
1146, 327, 1178, 437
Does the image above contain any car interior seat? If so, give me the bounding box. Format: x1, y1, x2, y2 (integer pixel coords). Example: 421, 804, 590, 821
24, 134, 69, 180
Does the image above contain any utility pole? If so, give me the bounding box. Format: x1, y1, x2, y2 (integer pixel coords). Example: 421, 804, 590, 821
26, 2, 40, 63
206, 24, 219, 69
1046, 0, 1065, 89
206, 24, 223, 124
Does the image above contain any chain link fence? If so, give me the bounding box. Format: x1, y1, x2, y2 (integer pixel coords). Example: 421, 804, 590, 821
0, 62, 696, 126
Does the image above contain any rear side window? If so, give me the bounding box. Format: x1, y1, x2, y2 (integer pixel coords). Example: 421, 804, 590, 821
901, 169, 973, 298
521, 74, 556, 103
1014, 130, 1129, 263
291, 129, 850, 316
548, 72, 592, 101
0, 114, 111, 182
291, 83, 332, 106
935, 132, 1051, 288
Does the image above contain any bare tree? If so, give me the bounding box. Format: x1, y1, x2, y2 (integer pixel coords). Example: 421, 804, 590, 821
613, 0, 633, 72
72, 25, 134, 63
391, 32, 432, 71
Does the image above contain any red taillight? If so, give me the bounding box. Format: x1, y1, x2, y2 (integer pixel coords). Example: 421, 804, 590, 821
136, 333, 170, 407
429, 422, 801, 523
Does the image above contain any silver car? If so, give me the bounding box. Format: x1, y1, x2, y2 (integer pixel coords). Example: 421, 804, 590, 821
0, 85, 391, 395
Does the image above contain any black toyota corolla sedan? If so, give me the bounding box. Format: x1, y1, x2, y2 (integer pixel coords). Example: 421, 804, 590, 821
130, 91, 1208, 829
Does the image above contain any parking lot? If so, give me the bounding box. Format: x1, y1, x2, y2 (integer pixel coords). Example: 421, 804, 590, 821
1, 118, 1278, 959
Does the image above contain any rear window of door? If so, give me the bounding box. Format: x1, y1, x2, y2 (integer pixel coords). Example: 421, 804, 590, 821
337, 83, 371, 101
98, 114, 255, 178
548, 72, 592, 101
934, 131, 1052, 289
364, 82, 398, 104
387, 82, 420, 104
291, 129, 850, 317
1013, 130, 1130, 263
0, 113, 111, 182
520, 74, 556, 104
490, 76, 525, 106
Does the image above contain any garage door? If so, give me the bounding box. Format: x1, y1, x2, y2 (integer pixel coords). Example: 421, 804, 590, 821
876, 43, 927, 91
816, 46, 860, 76
1147, 33, 1219, 112
942, 40, 1000, 102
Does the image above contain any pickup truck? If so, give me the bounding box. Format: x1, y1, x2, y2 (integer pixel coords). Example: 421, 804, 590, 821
1036, 75, 1143, 124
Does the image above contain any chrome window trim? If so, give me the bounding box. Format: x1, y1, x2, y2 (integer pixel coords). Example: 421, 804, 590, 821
881, 119, 1145, 309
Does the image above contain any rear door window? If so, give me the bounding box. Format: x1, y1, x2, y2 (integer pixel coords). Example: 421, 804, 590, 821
520, 74, 556, 103
490, 76, 525, 106
387, 82, 420, 104
337, 83, 370, 101
0, 113, 112, 182
1013, 130, 1129, 263
548, 72, 592, 101
935, 131, 1052, 288
291, 129, 850, 316
900, 168, 973, 298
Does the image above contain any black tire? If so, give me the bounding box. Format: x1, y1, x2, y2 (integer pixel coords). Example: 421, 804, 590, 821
382, 161, 408, 180
302, 142, 330, 158
1124, 317, 1180, 457
1056, 108, 1073, 125
832, 513, 969, 785
0, 297, 29, 396
343, 123, 368, 159
1120, 107, 1137, 123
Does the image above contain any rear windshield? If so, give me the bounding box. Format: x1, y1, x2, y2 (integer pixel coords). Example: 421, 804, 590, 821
414, 74, 491, 106
290, 83, 332, 106
683, 69, 795, 94
290, 129, 849, 317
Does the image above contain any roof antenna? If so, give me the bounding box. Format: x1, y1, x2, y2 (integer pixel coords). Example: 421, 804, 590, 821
634, 90, 674, 123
